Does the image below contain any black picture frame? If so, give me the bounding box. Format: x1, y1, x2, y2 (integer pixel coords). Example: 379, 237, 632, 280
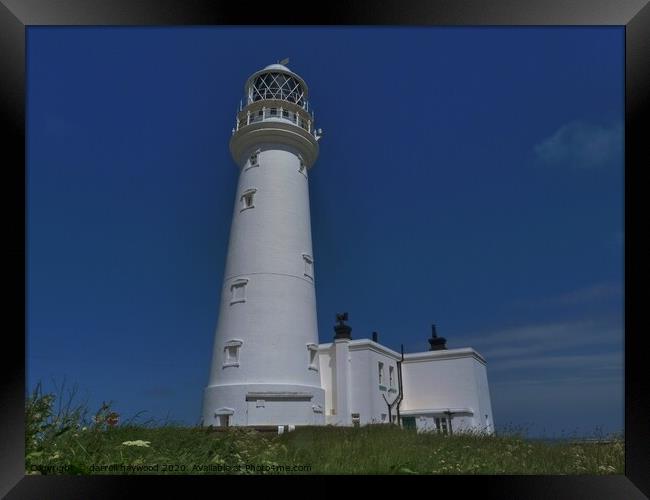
2, 1, 647, 497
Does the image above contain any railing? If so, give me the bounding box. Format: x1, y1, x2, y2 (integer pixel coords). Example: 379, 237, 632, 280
234, 105, 315, 137
242, 96, 310, 112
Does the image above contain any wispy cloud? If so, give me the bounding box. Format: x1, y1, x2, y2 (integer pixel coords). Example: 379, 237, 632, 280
459, 317, 623, 389
463, 318, 622, 358
489, 351, 622, 372
511, 282, 623, 310
534, 120, 623, 168
545, 283, 622, 306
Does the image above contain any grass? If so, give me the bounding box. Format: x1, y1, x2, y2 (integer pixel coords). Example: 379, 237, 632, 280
25, 385, 624, 475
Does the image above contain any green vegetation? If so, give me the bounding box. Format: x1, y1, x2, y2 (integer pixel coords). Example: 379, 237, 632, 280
26, 385, 623, 475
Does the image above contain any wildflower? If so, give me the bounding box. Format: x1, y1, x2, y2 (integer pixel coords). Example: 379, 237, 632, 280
121, 440, 151, 447
106, 412, 119, 427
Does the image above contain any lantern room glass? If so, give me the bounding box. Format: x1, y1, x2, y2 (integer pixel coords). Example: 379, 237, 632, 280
249, 72, 305, 106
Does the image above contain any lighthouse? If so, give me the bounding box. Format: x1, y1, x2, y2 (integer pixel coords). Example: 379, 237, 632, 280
202, 62, 325, 427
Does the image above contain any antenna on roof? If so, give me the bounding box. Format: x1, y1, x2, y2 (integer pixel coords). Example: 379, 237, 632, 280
279, 57, 290, 66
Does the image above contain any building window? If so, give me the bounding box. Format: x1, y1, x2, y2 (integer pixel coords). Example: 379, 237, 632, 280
230, 279, 248, 305
223, 339, 243, 367
389, 366, 395, 388
378, 362, 384, 386
240, 189, 257, 211
435, 417, 449, 435
250, 152, 258, 166
307, 343, 319, 371
302, 254, 314, 281
352, 413, 360, 427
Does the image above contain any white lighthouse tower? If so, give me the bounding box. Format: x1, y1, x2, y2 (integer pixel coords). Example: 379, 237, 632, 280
202, 62, 325, 427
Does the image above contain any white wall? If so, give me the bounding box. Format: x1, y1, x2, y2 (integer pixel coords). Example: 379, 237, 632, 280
400, 348, 494, 434
317, 341, 495, 434
203, 145, 324, 427
349, 342, 401, 425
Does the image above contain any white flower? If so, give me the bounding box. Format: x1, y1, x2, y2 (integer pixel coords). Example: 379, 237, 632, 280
121, 440, 151, 448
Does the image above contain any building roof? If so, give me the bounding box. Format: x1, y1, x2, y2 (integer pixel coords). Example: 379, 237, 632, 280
318, 338, 487, 365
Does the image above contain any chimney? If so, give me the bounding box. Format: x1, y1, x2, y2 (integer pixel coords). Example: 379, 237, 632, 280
428, 323, 447, 351
333, 312, 352, 340
372, 331, 378, 343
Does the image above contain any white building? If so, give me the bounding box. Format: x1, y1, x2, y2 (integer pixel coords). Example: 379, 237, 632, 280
319, 319, 494, 434
202, 62, 494, 435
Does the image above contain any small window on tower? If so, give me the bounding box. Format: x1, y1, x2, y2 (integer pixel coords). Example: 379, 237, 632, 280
302, 254, 314, 280
246, 149, 261, 170
223, 339, 243, 367
240, 189, 257, 211
378, 362, 385, 386
298, 157, 307, 177
389, 366, 395, 388
230, 279, 248, 304
307, 343, 319, 371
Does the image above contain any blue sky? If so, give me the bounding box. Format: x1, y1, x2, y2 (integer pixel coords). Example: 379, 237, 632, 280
26, 27, 624, 437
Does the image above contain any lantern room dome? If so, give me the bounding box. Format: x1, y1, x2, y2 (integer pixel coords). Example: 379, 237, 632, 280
263, 63, 291, 72
244, 63, 309, 107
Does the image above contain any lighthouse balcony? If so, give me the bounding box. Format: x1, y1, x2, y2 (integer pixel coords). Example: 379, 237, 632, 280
233, 100, 316, 137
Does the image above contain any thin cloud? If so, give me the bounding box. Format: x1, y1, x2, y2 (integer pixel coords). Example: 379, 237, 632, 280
546, 283, 622, 306
493, 373, 623, 387
534, 120, 623, 168
464, 318, 621, 351
511, 283, 623, 310
460, 319, 622, 373
489, 351, 622, 372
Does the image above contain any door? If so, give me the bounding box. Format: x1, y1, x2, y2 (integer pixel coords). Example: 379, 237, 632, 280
402, 416, 416, 430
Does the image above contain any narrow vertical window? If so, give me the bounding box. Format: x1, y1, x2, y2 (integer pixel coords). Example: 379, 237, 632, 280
378, 362, 384, 386
230, 279, 248, 304
240, 189, 257, 211
389, 366, 395, 388
302, 254, 314, 280
298, 156, 307, 176
223, 339, 243, 367
246, 149, 261, 170
307, 343, 319, 371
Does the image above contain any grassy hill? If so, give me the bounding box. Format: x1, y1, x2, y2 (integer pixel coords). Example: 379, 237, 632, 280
26, 385, 623, 475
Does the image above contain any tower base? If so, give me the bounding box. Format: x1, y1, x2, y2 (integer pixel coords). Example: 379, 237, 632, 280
202, 383, 325, 427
